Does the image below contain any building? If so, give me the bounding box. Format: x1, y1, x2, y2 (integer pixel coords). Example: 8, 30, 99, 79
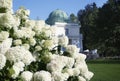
46, 9, 83, 51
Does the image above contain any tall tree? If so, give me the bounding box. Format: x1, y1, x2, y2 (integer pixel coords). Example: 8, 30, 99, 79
69, 13, 78, 23
77, 3, 98, 50
78, 0, 120, 56
96, 0, 120, 56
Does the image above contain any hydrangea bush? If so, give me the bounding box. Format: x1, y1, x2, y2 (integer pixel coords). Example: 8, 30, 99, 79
0, 0, 94, 81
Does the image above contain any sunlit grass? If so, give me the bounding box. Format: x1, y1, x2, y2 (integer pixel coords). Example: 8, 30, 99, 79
87, 63, 120, 81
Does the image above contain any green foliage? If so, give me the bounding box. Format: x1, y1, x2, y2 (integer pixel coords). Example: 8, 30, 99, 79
0, 7, 7, 13
24, 61, 47, 72
63, 51, 71, 57
0, 60, 15, 81
69, 13, 78, 23
0, 25, 11, 32
68, 76, 78, 81
78, 2, 98, 50
95, 0, 120, 56
8, 67, 15, 77
78, 0, 120, 56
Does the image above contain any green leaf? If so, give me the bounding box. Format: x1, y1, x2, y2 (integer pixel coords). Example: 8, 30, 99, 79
0, 7, 7, 13
0, 72, 2, 76
8, 67, 15, 77
5, 80, 9, 81
18, 80, 22, 81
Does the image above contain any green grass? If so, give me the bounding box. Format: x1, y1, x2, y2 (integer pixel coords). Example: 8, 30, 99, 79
87, 63, 120, 81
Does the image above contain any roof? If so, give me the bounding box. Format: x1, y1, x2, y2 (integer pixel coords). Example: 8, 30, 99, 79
45, 9, 69, 25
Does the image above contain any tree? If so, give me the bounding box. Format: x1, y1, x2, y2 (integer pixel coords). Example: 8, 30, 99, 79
96, 0, 120, 56
78, 0, 120, 56
69, 13, 78, 23
77, 3, 98, 50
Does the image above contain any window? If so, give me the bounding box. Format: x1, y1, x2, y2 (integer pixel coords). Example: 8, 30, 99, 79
65, 29, 69, 35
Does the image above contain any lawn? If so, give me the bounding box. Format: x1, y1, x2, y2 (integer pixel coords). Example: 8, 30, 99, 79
87, 63, 120, 81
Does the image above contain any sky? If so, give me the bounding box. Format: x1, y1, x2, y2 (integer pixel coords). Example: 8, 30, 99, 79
13, 0, 108, 20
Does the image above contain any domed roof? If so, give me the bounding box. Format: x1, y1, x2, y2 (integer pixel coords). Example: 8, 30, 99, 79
45, 9, 69, 25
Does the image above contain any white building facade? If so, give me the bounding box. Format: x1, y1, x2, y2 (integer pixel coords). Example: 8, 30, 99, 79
54, 22, 83, 51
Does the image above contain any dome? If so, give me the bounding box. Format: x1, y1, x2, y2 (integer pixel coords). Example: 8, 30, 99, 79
45, 9, 69, 25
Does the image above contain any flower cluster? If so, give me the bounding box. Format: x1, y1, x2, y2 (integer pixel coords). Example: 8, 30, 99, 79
0, 0, 93, 81
5, 46, 35, 65
0, 54, 6, 70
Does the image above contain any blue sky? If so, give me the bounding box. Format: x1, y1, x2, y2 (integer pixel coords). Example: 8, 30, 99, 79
13, 0, 108, 20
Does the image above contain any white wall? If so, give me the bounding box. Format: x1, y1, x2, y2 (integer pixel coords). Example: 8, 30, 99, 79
54, 22, 83, 51
66, 27, 80, 37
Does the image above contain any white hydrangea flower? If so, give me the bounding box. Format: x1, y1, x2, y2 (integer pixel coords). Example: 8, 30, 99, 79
65, 67, 80, 76
65, 57, 75, 68
21, 44, 30, 50
47, 60, 63, 72
52, 72, 69, 81
65, 45, 80, 57
47, 55, 74, 72
0, 54, 6, 70
33, 71, 51, 81
83, 71, 94, 81
35, 45, 42, 51
75, 62, 88, 75
47, 55, 66, 72
0, 13, 15, 29
13, 39, 22, 46
51, 37, 58, 47
22, 50, 35, 65
14, 29, 24, 38
16, 7, 30, 19
58, 36, 68, 47
0, 14, 3, 17
73, 68, 80, 76
0, 31, 9, 42
66, 68, 74, 76
5, 46, 24, 62
25, 20, 35, 29
5, 46, 35, 65
33, 20, 45, 35
35, 20, 45, 27
13, 15, 20, 27
42, 40, 54, 50
42, 28, 52, 37
0, 38, 12, 54
13, 61, 25, 71
14, 27, 35, 38
48, 54, 58, 61
58, 56, 74, 69
12, 66, 20, 79
21, 27, 35, 38
29, 38, 36, 46
0, 0, 13, 9
21, 71, 33, 81
78, 76, 86, 81
73, 54, 88, 75
75, 53, 87, 62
